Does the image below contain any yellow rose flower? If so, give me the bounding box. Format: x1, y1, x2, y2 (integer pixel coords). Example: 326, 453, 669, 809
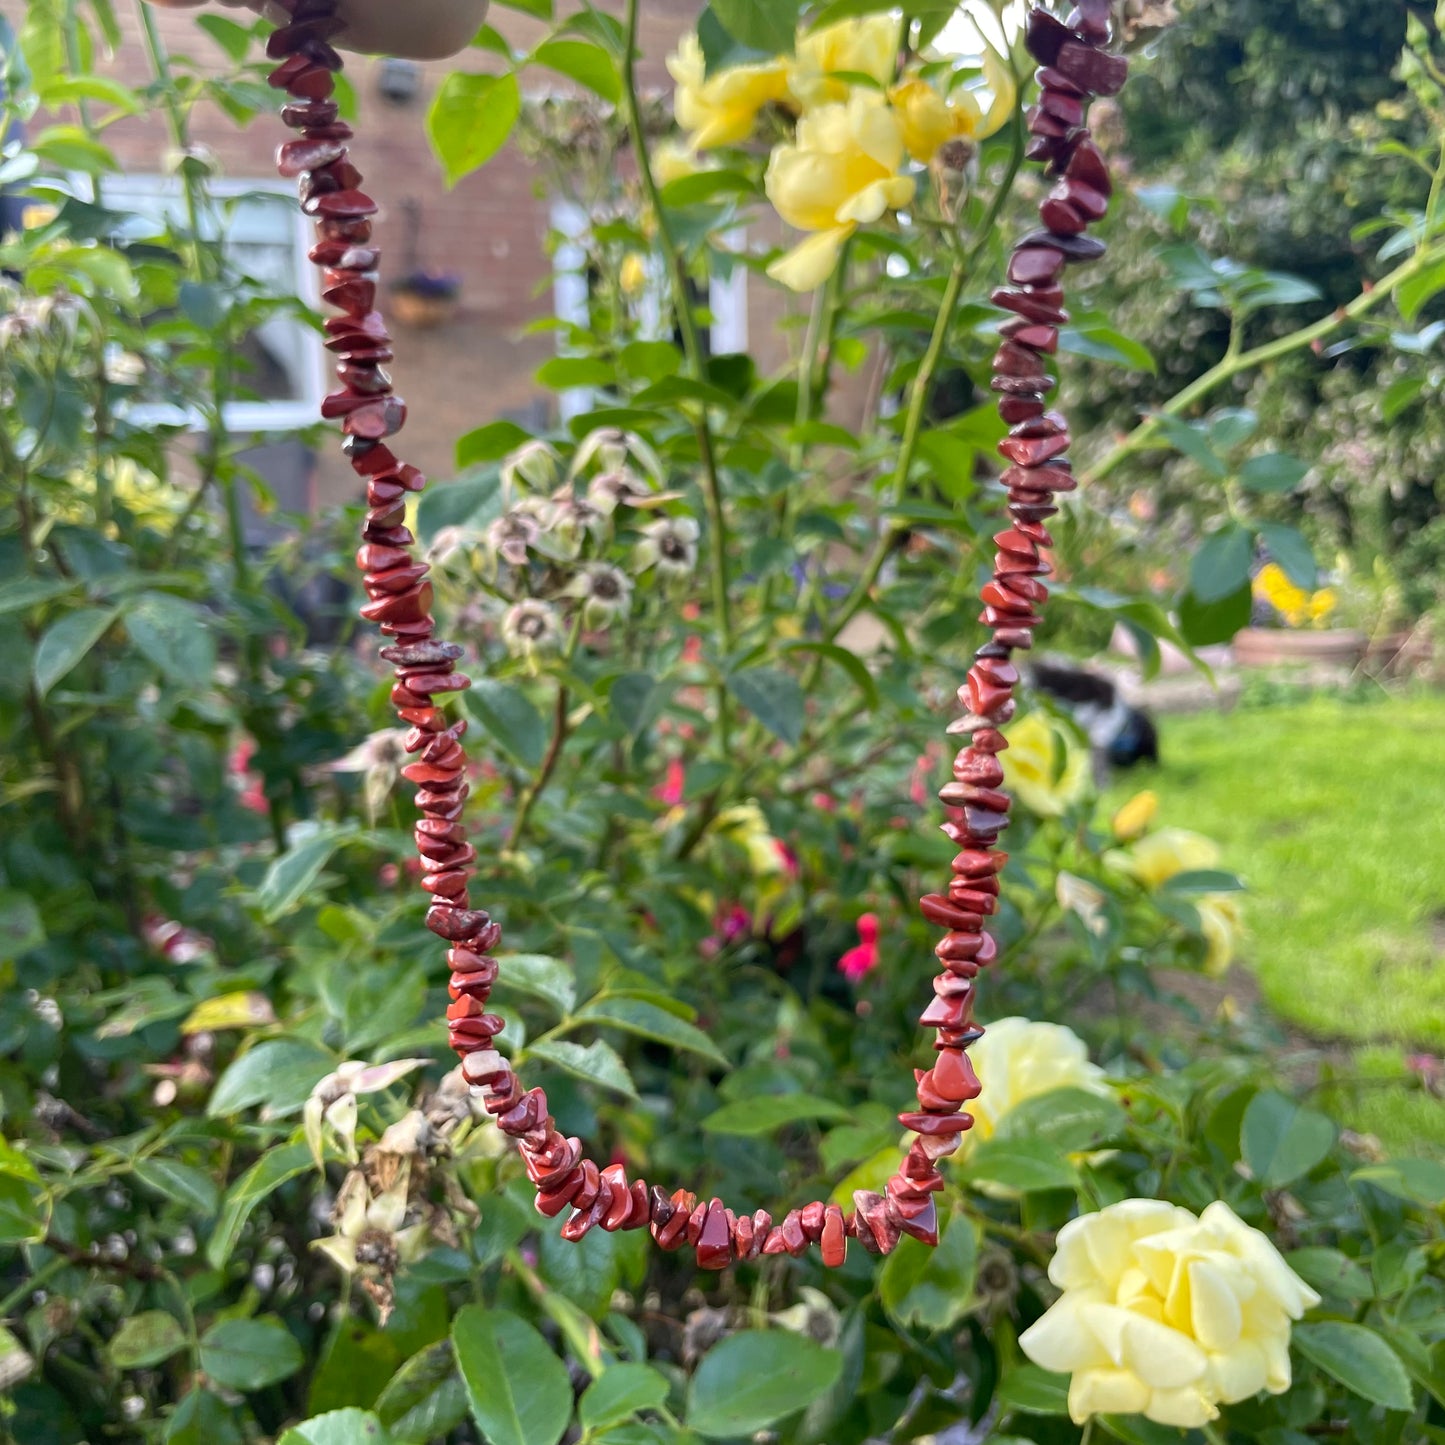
1111, 789, 1159, 842
889, 51, 1017, 162
1108, 827, 1221, 891
652, 139, 708, 186
1020, 1198, 1320, 1428
966, 1017, 1111, 1144
666, 32, 792, 150
1195, 893, 1245, 975
764, 92, 916, 291
789, 14, 902, 110
618, 252, 648, 298
1001, 712, 1091, 819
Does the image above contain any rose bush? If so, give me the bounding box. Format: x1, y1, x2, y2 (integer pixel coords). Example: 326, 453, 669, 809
0, 3, 1442, 1445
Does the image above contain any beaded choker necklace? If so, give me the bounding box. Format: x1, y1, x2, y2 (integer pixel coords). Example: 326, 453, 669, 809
264, 0, 1125, 1269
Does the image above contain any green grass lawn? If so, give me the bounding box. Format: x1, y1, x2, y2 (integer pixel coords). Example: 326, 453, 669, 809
1112, 690, 1445, 1153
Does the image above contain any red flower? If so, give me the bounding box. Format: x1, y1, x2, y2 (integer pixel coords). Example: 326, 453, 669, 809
655, 758, 686, 807
838, 913, 880, 982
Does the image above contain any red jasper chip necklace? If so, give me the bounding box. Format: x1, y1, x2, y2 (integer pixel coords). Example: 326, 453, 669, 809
266, 0, 1126, 1268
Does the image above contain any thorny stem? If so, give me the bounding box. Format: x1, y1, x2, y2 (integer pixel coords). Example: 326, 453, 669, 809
507, 684, 571, 852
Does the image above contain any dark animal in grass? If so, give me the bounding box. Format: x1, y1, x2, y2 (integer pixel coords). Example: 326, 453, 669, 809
1029, 660, 1160, 771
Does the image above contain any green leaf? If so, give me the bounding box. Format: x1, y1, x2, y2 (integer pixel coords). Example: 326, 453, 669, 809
199, 1317, 304, 1392
133, 1158, 219, 1216
179, 281, 227, 330
1160, 869, 1246, 893
1398, 252, 1445, 321
1293, 1322, 1414, 1411
994, 1087, 1130, 1153
493, 955, 576, 1015
126, 592, 216, 685
165, 1389, 242, 1445
1207, 407, 1258, 451
995, 1364, 1072, 1416
0, 891, 45, 961
729, 666, 805, 745
416, 468, 502, 541
0, 576, 76, 615
1058, 323, 1156, 373
1241, 1090, 1336, 1187
34, 606, 117, 696
456, 421, 532, 468
466, 678, 546, 769
1285, 1247, 1374, 1301
609, 672, 669, 735
1178, 581, 1252, 647
208, 1040, 334, 1120
1382, 376, 1425, 422
878, 1215, 977, 1330
579, 1363, 670, 1431
0, 1171, 46, 1245
778, 641, 879, 709
195, 12, 254, 60
495, 0, 552, 15
1350, 1158, 1445, 1205
577, 996, 728, 1067
1257, 522, 1317, 590
376, 1342, 469, 1445
531, 39, 620, 102
707, 0, 800, 53
963, 1138, 1078, 1193
528, 1039, 638, 1099
701, 1093, 850, 1135
278, 1411, 394, 1445
257, 827, 352, 921
1190, 523, 1253, 603
1239, 453, 1310, 494
452, 1307, 573, 1445
687, 1330, 842, 1437
536, 355, 617, 390
110, 1311, 188, 1370
427, 71, 522, 186
1155, 414, 1228, 477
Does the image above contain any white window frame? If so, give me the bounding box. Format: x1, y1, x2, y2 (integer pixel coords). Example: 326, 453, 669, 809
96, 173, 326, 433
550, 199, 749, 422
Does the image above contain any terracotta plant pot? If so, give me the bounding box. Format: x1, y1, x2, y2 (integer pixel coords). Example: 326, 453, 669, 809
390, 289, 458, 329
1232, 626, 1368, 670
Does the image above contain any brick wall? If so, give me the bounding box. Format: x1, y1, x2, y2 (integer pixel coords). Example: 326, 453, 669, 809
85, 0, 810, 510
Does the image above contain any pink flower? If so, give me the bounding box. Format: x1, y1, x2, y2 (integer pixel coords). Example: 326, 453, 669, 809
229, 735, 268, 815
656, 759, 686, 807
774, 840, 800, 877
838, 913, 880, 982
1406, 1054, 1443, 1096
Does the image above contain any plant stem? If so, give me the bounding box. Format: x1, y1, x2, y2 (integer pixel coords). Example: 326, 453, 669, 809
506, 684, 570, 852
1085, 241, 1445, 485
621, 0, 731, 663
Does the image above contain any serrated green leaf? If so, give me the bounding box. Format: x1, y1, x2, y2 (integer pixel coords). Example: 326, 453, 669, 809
278, 1410, 393, 1445
1239, 453, 1310, 494
1190, 524, 1253, 603
1241, 1090, 1336, 1187
427, 71, 521, 186
707, 0, 800, 53
1293, 1322, 1413, 1411
207, 1141, 315, 1269
531, 39, 620, 102
466, 679, 546, 769
452, 1308, 572, 1445
701, 1093, 850, 1135
528, 1039, 638, 1099
494, 955, 576, 1016
577, 996, 727, 1066
110, 1312, 188, 1370
376, 1343, 469, 1445
963, 1138, 1078, 1193
687, 1330, 841, 1437
579, 1363, 669, 1431
995, 1087, 1130, 1153
199, 1317, 303, 1391
34, 606, 117, 695
126, 593, 216, 684
878, 1215, 977, 1330
729, 666, 804, 745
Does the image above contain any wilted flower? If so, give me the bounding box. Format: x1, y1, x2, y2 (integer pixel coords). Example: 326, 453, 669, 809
788, 14, 901, 110
571, 427, 666, 487
1195, 893, 1245, 976
567, 563, 633, 627
1111, 788, 1159, 841
501, 599, 563, 660
548, 487, 608, 554
765, 92, 916, 291
500, 438, 560, 495
1020, 1198, 1320, 1428
487, 506, 546, 568
667, 31, 792, 149
1107, 827, 1221, 891
1002, 712, 1091, 819
303, 1057, 431, 1166
327, 728, 407, 820
1056, 871, 1108, 937
771, 1286, 841, 1347
588, 467, 683, 515
634, 515, 700, 579
312, 1162, 429, 1321
966, 1017, 1110, 1145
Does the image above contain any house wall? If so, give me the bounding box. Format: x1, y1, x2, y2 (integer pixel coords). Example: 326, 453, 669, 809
86, 0, 805, 511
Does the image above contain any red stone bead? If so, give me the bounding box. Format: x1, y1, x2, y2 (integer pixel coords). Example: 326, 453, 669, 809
998, 394, 1045, 423
820, 1206, 846, 1268
1008, 246, 1065, 288
1054, 39, 1128, 97
696, 1198, 732, 1269
1040, 196, 1087, 235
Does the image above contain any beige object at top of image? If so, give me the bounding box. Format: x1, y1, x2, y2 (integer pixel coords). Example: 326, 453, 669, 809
141, 0, 489, 58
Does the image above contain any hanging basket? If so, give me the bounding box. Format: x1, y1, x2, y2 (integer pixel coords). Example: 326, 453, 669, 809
390, 288, 459, 329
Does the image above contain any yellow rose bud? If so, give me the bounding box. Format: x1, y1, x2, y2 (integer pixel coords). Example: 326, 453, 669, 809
1195, 893, 1245, 975
652, 139, 706, 186
1111, 789, 1159, 842
1001, 712, 1092, 819
619, 252, 648, 298
1021, 1198, 1320, 1428
965, 1017, 1110, 1146
1107, 826, 1220, 891
764, 93, 916, 291
666, 33, 792, 151
789, 14, 902, 110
